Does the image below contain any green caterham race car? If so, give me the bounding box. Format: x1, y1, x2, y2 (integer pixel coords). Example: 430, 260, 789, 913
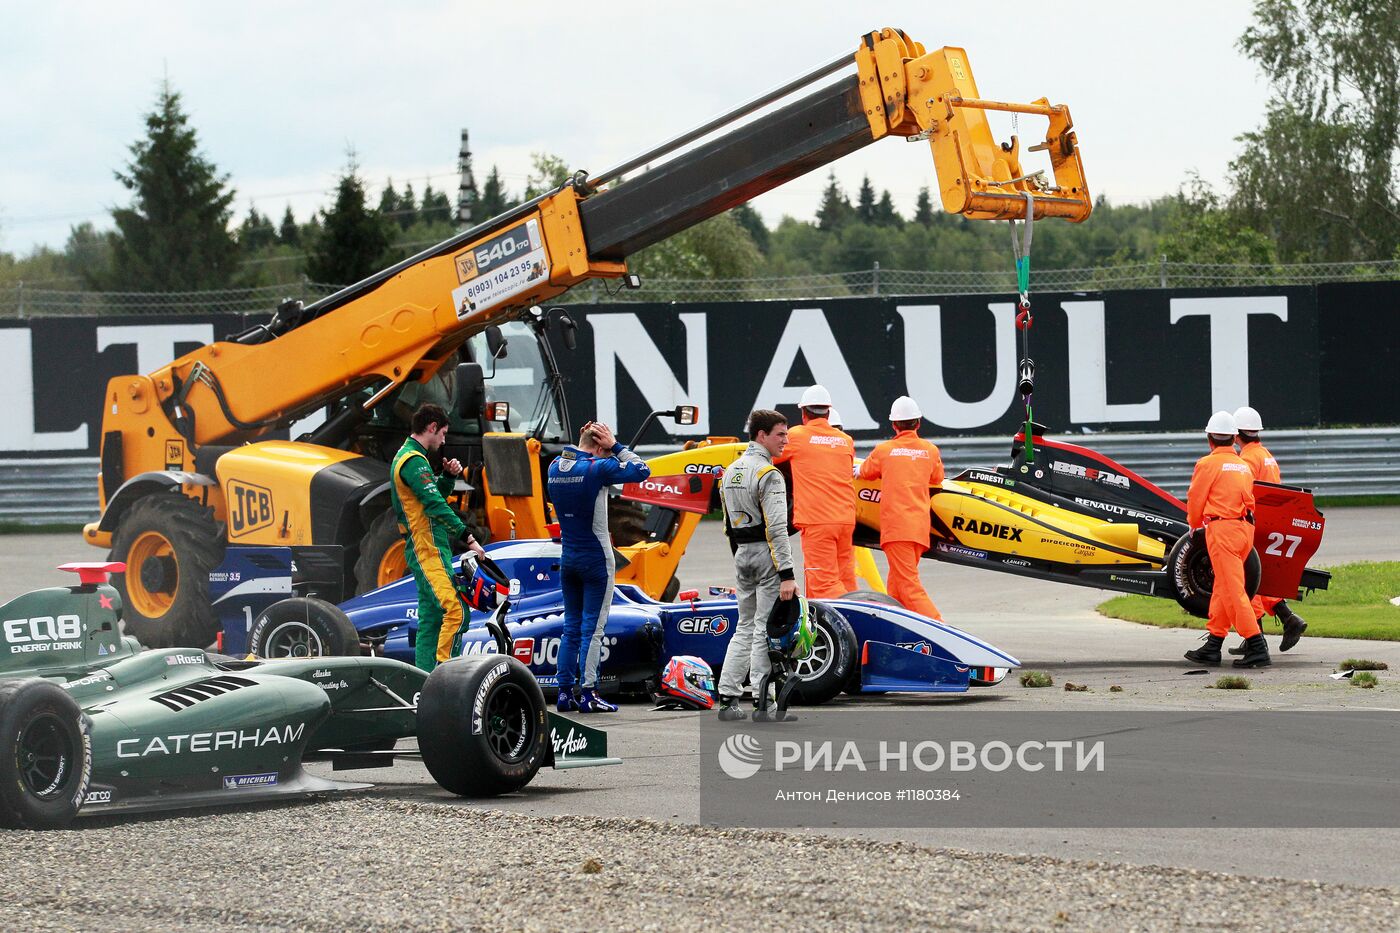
0, 563, 613, 830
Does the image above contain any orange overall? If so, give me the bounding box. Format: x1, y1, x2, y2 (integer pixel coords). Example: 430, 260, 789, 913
858, 430, 944, 619
1240, 440, 1282, 620
1186, 446, 1259, 639
776, 418, 857, 598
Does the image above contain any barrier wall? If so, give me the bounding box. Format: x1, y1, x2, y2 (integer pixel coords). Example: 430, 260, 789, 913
0, 282, 1394, 458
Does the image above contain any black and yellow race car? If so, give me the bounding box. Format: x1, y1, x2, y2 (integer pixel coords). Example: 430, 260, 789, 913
625, 429, 1329, 619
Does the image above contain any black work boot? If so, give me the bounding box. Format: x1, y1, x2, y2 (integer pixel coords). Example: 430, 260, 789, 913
1228, 619, 1266, 655
717, 696, 747, 722
1276, 602, 1308, 652
1184, 634, 1224, 665
1233, 634, 1272, 668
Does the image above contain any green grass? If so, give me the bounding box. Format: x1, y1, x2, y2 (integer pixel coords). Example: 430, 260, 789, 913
1313, 494, 1400, 508
1352, 672, 1379, 688
1214, 675, 1251, 690
1099, 561, 1400, 641
0, 522, 86, 535
1019, 670, 1054, 688
1339, 658, 1389, 671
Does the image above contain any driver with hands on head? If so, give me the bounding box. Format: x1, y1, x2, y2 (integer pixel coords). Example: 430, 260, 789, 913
717, 409, 798, 721
546, 419, 650, 713
391, 403, 486, 672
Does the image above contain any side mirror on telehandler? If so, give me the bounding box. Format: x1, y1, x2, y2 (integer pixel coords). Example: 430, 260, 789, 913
626, 405, 702, 448
455, 362, 486, 420
484, 325, 508, 361
557, 312, 578, 352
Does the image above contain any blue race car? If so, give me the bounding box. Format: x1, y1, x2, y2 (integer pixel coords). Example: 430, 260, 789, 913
270, 539, 1021, 706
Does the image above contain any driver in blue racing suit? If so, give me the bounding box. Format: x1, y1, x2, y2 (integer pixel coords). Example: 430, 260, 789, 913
546, 420, 650, 713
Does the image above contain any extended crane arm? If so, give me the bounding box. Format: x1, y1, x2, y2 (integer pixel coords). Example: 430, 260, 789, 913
100, 27, 1090, 490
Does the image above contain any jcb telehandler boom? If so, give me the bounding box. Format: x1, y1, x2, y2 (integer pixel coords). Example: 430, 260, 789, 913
85, 28, 1091, 647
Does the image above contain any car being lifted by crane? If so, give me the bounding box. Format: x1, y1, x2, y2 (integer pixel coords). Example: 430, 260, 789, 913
82, 28, 1092, 650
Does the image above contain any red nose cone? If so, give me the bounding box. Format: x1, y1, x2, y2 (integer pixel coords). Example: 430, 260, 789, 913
58, 562, 126, 585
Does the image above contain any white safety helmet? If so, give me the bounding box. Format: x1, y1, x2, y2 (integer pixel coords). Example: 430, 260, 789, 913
1205, 410, 1237, 436
827, 407, 843, 429
889, 396, 923, 421
799, 385, 833, 409
1232, 406, 1262, 432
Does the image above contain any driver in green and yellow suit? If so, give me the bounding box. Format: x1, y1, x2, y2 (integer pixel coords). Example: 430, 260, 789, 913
390, 403, 483, 671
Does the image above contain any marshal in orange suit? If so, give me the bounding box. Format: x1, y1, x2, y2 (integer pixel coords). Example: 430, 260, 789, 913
775, 385, 857, 598
857, 396, 943, 619
1183, 410, 1268, 668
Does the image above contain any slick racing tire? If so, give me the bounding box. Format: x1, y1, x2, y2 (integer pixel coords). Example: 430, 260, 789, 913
836, 589, 902, 608
250, 597, 361, 658
417, 656, 548, 797
785, 603, 858, 706
0, 679, 92, 830
109, 493, 225, 648
1166, 529, 1262, 619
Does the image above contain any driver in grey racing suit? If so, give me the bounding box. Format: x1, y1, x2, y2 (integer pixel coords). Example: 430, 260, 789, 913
717, 409, 798, 720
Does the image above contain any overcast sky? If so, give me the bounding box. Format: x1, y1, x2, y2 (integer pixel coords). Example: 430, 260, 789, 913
0, 1, 1272, 257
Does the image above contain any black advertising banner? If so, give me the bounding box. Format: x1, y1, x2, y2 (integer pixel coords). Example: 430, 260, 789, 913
555, 287, 1322, 443
0, 313, 250, 457
1316, 281, 1400, 425
1, 282, 1391, 459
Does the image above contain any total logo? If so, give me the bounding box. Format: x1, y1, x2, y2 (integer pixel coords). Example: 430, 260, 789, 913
717, 733, 763, 779
678, 616, 730, 636
637, 479, 685, 496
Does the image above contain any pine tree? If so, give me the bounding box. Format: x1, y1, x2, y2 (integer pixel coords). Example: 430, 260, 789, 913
377, 179, 400, 217
420, 183, 452, 224
305, 159, 394, 286
913, 187, 935, 227
729, 203, 770, 253
856, 175, 876, 224
816, 171, 854, 232
103, 81, 239, 290
478, 166, 512, 219
237, 206, 277, 252
278, 205, 299, 246
873, 190, 902, 228
457, 129, 478, 225
396, 182, 418, 231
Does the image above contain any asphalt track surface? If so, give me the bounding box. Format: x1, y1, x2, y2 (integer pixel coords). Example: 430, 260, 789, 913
1, 508, 1398, 930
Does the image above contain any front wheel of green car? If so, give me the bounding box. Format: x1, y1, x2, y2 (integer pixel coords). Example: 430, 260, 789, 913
0, 679, 91, 830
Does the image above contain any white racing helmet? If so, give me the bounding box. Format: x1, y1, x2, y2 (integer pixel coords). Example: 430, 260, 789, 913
799, 385, 833, 409
1233, 406, 1263, 432
1205, 410, 1237, 437
889, 396, 922, 421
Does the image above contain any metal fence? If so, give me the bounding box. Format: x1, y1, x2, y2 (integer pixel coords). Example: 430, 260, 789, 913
4, 259, 1398, 317
7, 427, 1382, 531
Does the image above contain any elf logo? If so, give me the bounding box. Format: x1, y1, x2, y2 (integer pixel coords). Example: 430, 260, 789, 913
950, 516, 1023, 541
857, 488, 881, 503
678, 616, 730, 636
227, 480, 275, 537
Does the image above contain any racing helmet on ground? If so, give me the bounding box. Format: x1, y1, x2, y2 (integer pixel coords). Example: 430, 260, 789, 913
766, 595, 815, 661
654, 655, 716, 710
458, 555, 511, 612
